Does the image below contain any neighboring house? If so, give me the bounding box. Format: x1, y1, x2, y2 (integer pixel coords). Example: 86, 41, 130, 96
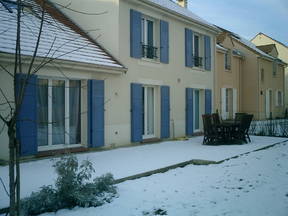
50, 0, 218, 141
0, 0, 127, 160
251, 32, 288, 107
216, 28, 286, 120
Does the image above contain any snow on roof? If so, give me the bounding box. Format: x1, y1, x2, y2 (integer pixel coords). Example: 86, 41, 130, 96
145, 0, 218, 32
231, 34, 275, 60
216, 44, 227, 52
0, 0, 125, 69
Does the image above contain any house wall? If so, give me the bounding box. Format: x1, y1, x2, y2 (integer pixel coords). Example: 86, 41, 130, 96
252, 34, 288, 108
215, 36, 242, 118
51, 0, 216, 135
0, 59, 131, 160
231, 39, 285, 119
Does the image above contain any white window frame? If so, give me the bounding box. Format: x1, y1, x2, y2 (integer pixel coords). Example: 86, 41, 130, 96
38, 77, 82, 151
193, 33, 204, 68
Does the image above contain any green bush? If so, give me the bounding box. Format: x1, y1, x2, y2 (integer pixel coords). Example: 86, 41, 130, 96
21, 156, 117, 215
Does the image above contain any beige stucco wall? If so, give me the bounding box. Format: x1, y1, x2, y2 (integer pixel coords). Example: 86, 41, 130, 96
252, 34, 288, 108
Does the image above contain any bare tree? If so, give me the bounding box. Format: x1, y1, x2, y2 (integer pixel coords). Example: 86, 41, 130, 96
0, 0, 107, 215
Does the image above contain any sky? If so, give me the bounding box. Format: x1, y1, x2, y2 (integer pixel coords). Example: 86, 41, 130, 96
187, 0, 288, 46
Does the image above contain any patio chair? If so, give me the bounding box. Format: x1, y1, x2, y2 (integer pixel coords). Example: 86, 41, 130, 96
212, 113, 221, 125
235, 112, 247, 123
202, 114, 219, 145
233, 114, 254, 143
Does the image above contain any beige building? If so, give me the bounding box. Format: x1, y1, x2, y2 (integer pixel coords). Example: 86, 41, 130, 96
0, 0, 219, 160
251, 33, 288, 107
216, 29, 286, 120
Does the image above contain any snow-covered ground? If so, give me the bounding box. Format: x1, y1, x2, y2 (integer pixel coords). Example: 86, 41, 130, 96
0, 136, 287, 214
40, 141, 288, 216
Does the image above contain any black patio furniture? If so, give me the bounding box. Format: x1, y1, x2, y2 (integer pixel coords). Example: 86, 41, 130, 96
202, 114, 219, 145
232, 114, 254, 143
202, 113, 253, 145
212, 113, 221, 125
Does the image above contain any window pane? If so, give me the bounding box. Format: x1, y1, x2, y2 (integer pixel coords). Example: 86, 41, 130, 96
37, 79, 48, 146
52, 80, 65, 145
69, 80, 81, 144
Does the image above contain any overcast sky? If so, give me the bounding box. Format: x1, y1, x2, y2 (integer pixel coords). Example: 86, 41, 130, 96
187, 0, 288, 45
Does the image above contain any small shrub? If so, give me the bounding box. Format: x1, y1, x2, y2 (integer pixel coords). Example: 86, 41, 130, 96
21, 155, 117, 215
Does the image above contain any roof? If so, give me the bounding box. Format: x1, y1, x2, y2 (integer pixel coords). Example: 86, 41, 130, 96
251, 32, 288, 49
215, 26, 276, 60
256, 44, 278, 55
144, 0, 219, 32
0, 0, 126, 70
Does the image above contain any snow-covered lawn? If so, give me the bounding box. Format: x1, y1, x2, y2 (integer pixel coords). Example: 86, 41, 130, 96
0, 135, 287, 213
40, 141, 288, 216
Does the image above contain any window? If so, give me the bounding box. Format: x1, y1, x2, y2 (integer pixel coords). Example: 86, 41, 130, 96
276, 90, 283, 106
193, 34, 203, 67
141, 17, 158, 59
37, 78, 81, 149
225, 49, 231, 70
273, 61, 277, 77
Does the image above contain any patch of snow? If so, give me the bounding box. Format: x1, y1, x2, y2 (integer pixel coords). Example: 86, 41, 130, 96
0, 135, 287, 210
39, 141, 288, 215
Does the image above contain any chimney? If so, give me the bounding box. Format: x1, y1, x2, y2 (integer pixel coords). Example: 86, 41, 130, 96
177, 0, 188, 8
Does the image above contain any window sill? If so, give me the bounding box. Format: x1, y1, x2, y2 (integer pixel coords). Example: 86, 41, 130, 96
141, 57, 160, 64
38, 143, 83, 152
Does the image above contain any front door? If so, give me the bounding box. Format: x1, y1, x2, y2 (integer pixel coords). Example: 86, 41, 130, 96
142, 86, 155, 139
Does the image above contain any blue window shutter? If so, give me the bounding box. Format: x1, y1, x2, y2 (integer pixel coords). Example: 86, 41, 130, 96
185, 28, 194, 67
205, 89, 212, 114
88, 80, 105, 148
15, 74, 38, 156
131, 83, 143, 142
204, 35, 211, 71
160, 20, 169, 64
161, 86, 170, 139
186, 88, 194, 136
130, 9, 142, 58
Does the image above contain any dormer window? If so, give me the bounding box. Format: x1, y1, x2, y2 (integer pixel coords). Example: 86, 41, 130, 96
141, 16, 158, 59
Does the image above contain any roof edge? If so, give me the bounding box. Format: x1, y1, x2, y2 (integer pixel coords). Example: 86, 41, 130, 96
138, 0, 220, 34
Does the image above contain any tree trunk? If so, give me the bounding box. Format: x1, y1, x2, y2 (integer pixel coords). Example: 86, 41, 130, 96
8, 121, 16, 216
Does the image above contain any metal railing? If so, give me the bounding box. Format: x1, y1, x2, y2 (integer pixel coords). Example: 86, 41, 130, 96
142, 44, 158, 59
194, 56, 203, 67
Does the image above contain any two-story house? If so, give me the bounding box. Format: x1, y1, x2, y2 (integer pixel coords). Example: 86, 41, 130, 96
50, 0, 219, 144
216, 28, 286, 120
0, 0, 219, 160
251, 33, 288, 108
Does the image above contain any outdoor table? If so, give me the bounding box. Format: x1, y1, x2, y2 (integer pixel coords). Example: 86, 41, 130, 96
215, 122, 240, 142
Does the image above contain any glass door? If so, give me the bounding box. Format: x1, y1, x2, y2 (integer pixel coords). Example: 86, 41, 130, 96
142, 86, 155, 139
